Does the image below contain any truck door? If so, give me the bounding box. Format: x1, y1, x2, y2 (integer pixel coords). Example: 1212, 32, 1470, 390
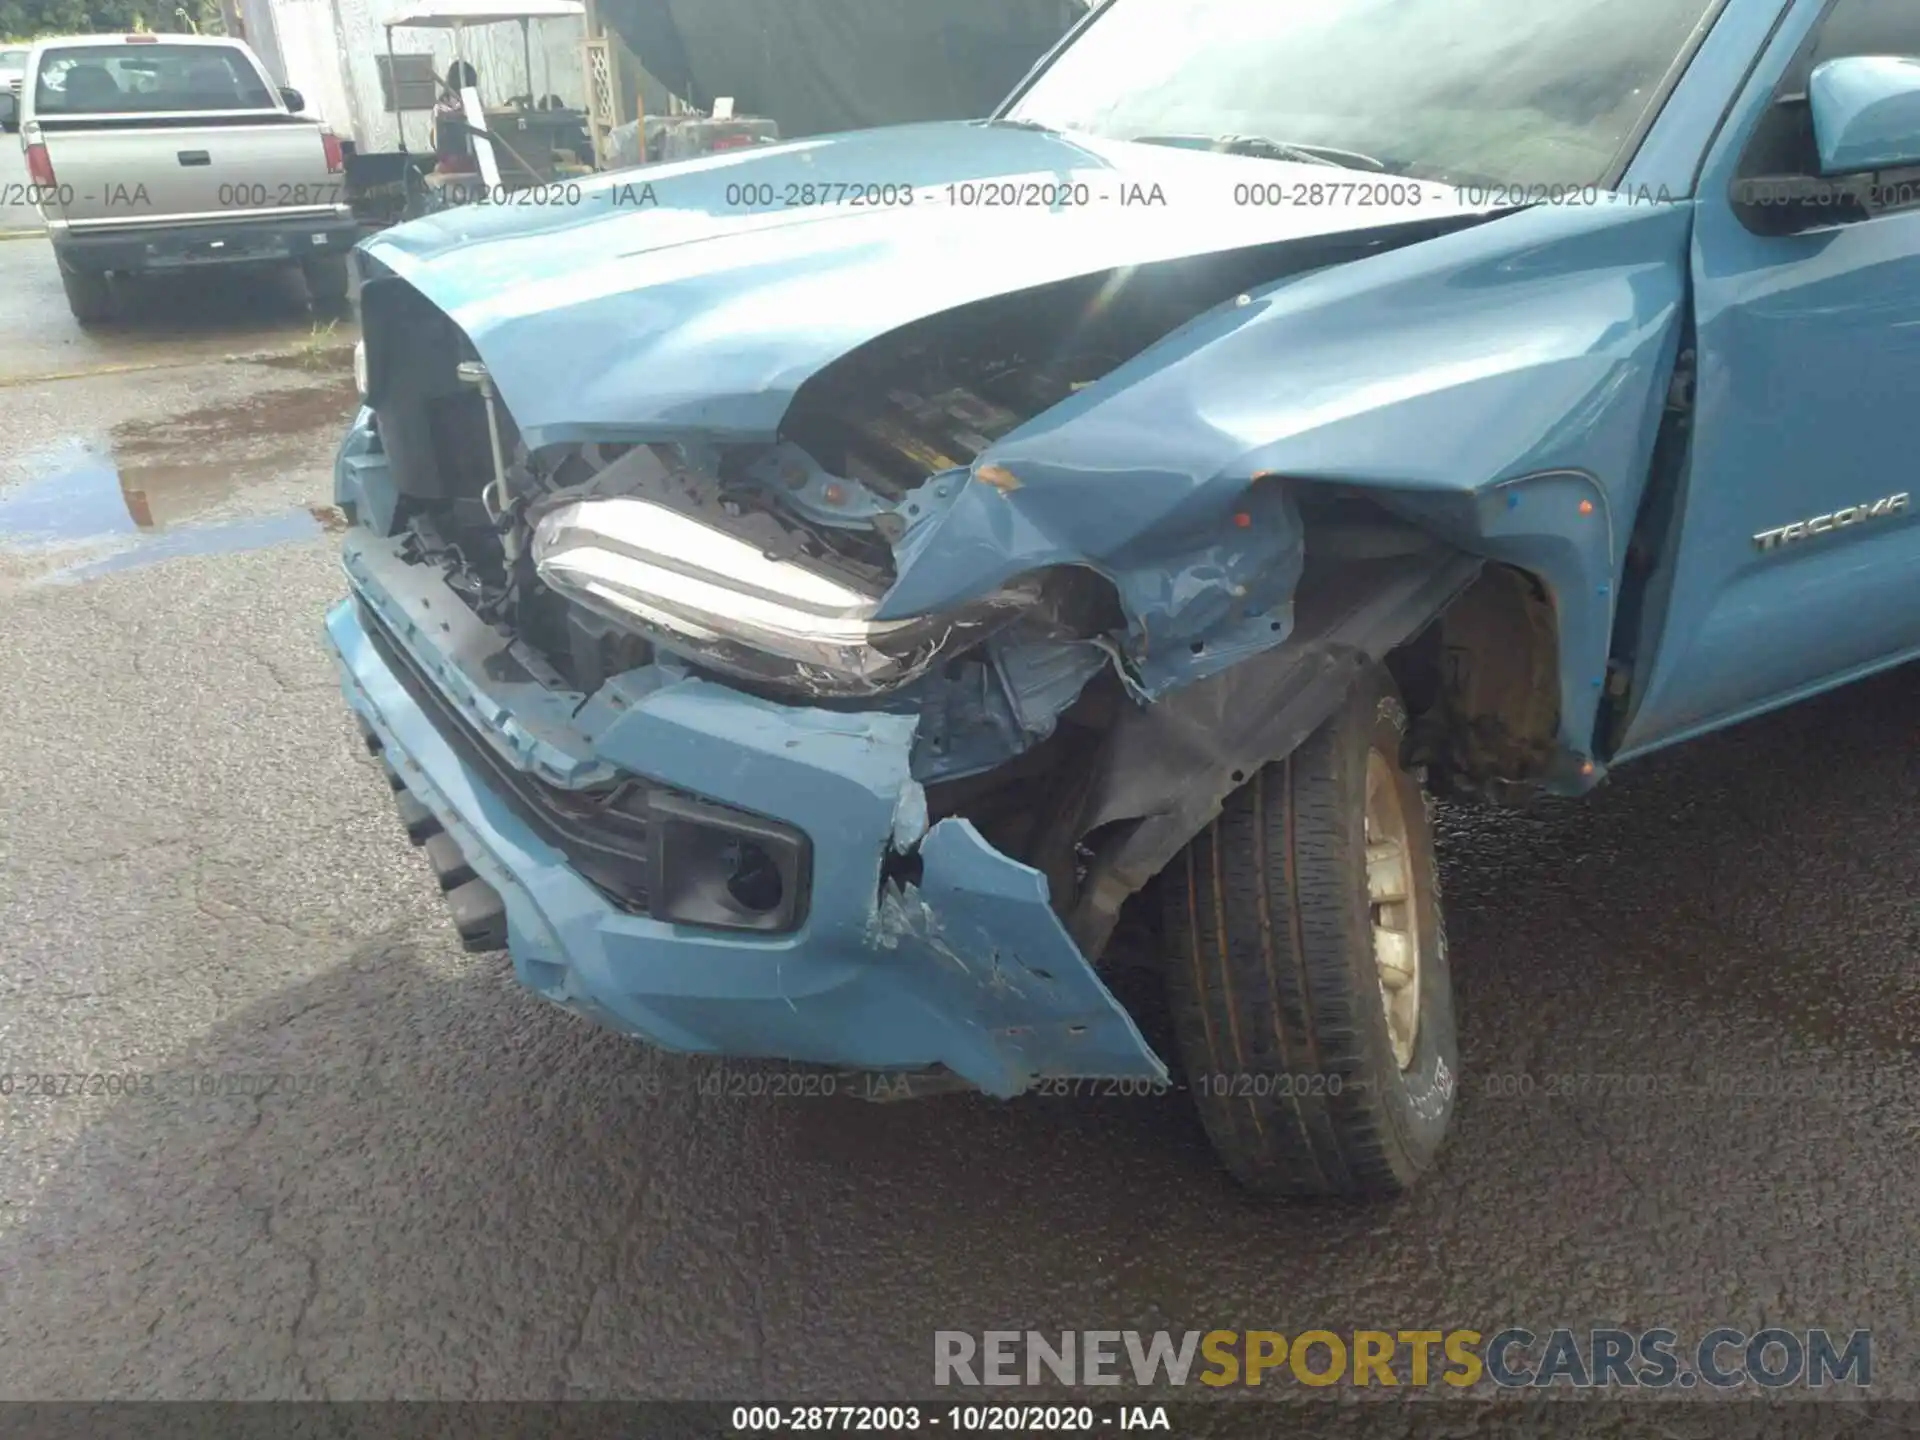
1615, 0, 1920, 757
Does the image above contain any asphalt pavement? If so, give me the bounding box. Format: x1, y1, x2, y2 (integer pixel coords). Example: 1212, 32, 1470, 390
1, 199, 1918, 1411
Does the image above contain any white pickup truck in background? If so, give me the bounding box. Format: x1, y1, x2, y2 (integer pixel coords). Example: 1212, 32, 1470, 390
0, 46, 25, 129
5, 33, 358, 325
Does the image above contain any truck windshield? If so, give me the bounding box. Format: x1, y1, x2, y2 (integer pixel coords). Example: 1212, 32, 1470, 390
1004, 0, 1725, 188
34, 44, 274, 115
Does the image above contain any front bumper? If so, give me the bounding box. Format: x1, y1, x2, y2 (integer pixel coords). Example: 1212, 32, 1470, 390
324, 559, 1166, 1098
52, 212, 358, 273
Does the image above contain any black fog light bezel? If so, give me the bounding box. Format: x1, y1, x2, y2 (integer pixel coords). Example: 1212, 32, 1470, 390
647, 791, 812, 933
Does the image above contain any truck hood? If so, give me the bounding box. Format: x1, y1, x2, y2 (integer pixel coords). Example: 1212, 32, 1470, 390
359, 120, 1493, 450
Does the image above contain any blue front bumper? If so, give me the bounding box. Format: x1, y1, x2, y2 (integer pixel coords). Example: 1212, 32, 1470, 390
324, 566, 1166, 1099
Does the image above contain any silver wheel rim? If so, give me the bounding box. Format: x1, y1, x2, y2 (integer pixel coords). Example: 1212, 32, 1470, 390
1365, 750, 1421, 1070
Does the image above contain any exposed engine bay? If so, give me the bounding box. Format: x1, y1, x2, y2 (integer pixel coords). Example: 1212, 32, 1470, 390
362, 243, 1320, 695
381, 358, 1127, 734
362, 234, 1385, 687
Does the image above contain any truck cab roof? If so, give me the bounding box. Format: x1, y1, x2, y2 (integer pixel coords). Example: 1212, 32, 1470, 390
25, 33, 266, 50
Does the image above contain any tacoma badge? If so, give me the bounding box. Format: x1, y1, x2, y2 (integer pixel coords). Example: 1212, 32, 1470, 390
1753, 493, 1909, 552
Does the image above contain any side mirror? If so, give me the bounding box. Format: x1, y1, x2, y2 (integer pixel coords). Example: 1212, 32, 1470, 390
280, 85, 306, 113
1809, 55, 1920, 176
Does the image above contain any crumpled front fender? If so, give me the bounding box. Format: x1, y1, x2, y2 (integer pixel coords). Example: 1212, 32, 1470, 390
879, 459, 1306, 698
870, 819, 1171, 1088
875, 199, 1695, 758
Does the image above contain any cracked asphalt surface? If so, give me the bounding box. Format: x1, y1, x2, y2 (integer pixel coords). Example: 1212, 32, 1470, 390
1, 155, 1918, 1412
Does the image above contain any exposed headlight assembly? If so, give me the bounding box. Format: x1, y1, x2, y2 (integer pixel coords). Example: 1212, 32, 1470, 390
531, 496, 1038, 697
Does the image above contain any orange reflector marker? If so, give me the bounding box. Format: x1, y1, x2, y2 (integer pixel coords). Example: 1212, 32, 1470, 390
1579, 499, 1595, 515
1233, 512, 1252, 528
975, 464, 1022, 494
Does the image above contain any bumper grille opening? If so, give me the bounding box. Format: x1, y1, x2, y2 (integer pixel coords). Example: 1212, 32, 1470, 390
358, 599, 654, 913
357, 600, 811, 931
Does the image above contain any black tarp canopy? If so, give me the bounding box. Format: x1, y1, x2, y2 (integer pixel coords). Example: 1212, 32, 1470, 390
600, 0, 1091, 139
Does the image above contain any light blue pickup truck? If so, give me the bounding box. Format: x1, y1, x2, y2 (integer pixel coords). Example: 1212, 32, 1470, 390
326, 0, 1920, 1198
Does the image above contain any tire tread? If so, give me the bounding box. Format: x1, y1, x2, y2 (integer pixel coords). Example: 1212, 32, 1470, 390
1162, 676, 1442, 1197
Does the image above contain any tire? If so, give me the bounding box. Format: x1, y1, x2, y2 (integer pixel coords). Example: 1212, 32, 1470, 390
59, 263, 115, 325
302, 254, 350, 309
1161, 667, 1458, 1198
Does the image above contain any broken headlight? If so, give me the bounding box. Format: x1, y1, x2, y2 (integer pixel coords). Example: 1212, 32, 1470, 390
530, 495, 1038, 698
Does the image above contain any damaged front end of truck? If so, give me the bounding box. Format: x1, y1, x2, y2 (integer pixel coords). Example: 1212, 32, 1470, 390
325, 123, 1688, 1105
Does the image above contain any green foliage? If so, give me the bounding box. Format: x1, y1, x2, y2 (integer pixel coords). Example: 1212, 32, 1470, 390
1, 0, 224, 42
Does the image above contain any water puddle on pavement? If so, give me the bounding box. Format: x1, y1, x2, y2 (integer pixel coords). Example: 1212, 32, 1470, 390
0, 379, 355, 583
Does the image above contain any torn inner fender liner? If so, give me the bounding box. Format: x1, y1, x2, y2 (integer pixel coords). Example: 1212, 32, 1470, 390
1037, 544, 1486, 960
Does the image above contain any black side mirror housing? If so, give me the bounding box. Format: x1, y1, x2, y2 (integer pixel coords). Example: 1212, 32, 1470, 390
280, 86, 306, 112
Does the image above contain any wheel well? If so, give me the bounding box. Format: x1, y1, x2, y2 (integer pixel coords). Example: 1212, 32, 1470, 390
1389, 562, 1561, 799
917, 514, 1525, 958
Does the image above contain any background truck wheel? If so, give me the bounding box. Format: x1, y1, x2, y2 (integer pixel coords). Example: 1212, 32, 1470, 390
59, 264, 115, 326
302, 254, 350, 310
1161, 667, 1458, 1198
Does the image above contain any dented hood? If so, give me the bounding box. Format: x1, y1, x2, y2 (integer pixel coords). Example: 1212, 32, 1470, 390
360, 120, 1490, 450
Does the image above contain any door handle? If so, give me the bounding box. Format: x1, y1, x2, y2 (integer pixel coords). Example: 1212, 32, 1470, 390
177, 150, 211, 166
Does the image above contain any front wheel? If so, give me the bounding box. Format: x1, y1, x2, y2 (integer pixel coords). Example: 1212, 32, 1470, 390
1161, 667, 1458, 1198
